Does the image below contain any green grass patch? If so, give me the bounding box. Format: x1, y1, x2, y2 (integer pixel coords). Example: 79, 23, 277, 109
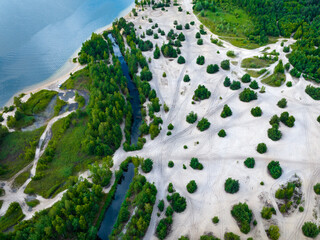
0, 202, 25, 232
0, 127, 45, 180
23, 90, 57, 115
246, 69, 267, 78
60, 67, 91, 91
25, 114, 97, 198
54, 97, 67, 116
241, 57, 276, 68
0, 188, 4, 196
262, 72, 286, 87
195, 8, 277, 49
12, 168, 31, 189
26, 199, 40, 208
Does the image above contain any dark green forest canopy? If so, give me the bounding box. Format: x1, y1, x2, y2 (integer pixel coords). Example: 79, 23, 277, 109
193, 0, 320, 81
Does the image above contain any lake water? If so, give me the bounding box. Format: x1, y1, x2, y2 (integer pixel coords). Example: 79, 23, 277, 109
0, 0, 134, 107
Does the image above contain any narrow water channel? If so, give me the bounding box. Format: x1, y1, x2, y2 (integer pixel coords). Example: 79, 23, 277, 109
97, 35, 142, 239
108, 34, 142, 144
97, 163, 134, 240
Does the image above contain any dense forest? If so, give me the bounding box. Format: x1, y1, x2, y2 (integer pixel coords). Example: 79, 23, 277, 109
193, 0, 320, 81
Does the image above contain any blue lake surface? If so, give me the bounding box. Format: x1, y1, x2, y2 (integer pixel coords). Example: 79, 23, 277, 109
0, 0, 134, 107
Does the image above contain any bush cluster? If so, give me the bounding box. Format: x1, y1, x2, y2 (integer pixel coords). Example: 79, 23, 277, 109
241, 73, 251, 83
231, 202, 253, 233
244, 157, 255, 168
267, 161, 282, 179
197, 118, 210, 131
257, 143, 267, 154
225, 178, 240, 194
268, 124, 282, 141
280, 112, 295, 127
196, 55, 205, 65
302, 222, 319, 238
207, 64, 219, 74
230, 81, 241, 90
186, 111, 198, 124
249, 80, 259, 89
224, 77, 231, 87
251, 107, 262, 117
190, 157, 203, 170
193, 85, 211, 101
218, 129, 226, 137
277, 98, 287, 108
183, 74, 190, 82
221, 104, 232, 118
141, 158, 153, 173
186, 180, 197, 193
239, 88, 257, 102
221, 60, 230, 70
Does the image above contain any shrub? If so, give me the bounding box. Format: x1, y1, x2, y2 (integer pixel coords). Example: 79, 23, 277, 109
241, 74, 251, 83
161, 43, 177, 58
196, 55, 205, 65
251, 107, 262, 117
270, 115, 280, 125
257, 143, 267, 154
168, 123, 174, 130
185, 23, 190, 29
280, 112, 295, 127
268, 225, 280, 240
186, 111, 197, 124
162, 72, 167, 77
141, 158, 153, 173
313, 183, 320, 194
195, 32, 201, 38
178, 56, 186, 64
283, 46, 290, 53
277, 98, 287, 108
218, 129, 226, 137
178, 32, 185, 41
224, 77, 231, 87
154, 44, 161, 59
183, 74, 190, 82
224, 232, 240, 240
197, 39, 203, 45
176, 24, 183, 30
212, 216, 219, 224
170, 192, 187, 213
302, 222, 319, 238
244, 158, 255, 168
231, 202, 252, 234
193, 85, 211, 101
299, 206, 304, 212
225, 178, 240, 194
207, 64, 219, 74
230, 81, 241, 90
168, 161, 174, 168
190, 157, 203, 170
227, 51, 236, 57
286, 81, 292, 87
268, 124, 282, 141
267, 161, 282, 179
158, 200, 165, 212
261, 207, 276, 219
186, 180, 197, 193
239, 88, 257, 102
249, 80, 259, 89
221, 60, 230, 70
305, 85, 320, 100
221, 104, 232, 118
167, 183, 174, 193
285, 63, 290, 71
197, 118, 210, 131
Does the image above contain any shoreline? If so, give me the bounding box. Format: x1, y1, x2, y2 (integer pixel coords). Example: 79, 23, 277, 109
3, 1, 135, 108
